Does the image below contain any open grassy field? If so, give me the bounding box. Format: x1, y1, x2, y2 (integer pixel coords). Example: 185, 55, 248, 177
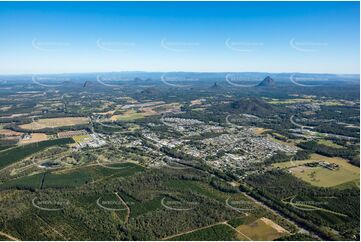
19, 133, 48, 144
273, 154, 360, 187
271, 132, 288, 140
333, 179, 360, 189
318, 100, 345, 106
317, 139, 343, 148
44, 163, 143, 188
253, 127, 269, 136
111, 109, 147, 121
236, 217, 288, 241
72, 135, 91, 144
150, 102, 181, 113
190, 99, 203, 106
0, 129, 22, 137
191, 107, 205, 111
267, 98, 345, 106
128, 124, 140, 131
0, 138, 74, 170
267, 98, 312, 104
57, 130, 88, 138
267, 134, 296, 148
20, 117, 89, 130
109, 102, 181, 122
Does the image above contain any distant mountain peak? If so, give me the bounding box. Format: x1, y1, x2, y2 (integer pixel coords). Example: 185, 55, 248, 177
230, 97, 273, 115
257, 76, 275, 87
210, 82, 220, 89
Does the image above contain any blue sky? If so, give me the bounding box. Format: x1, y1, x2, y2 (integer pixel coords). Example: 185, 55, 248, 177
0, 1, 359, 74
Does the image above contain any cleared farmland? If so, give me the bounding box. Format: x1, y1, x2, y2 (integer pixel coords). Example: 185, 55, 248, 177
0, 163, 143, 190
236, 217, 288, 241
0, 138, 74, 170
20, 117, 89, 130
273, 154, 360, 187
19, 133, 48, 144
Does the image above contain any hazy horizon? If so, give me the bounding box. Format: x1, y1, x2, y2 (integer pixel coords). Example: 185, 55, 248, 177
0, 70, 360, 77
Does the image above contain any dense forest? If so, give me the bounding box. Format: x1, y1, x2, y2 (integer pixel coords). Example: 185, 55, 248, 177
243, 170, 360, 241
